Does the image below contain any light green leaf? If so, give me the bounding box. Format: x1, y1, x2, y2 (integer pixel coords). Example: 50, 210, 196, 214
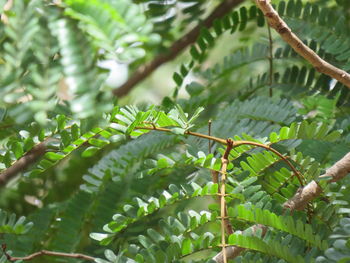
45, 152, 65, 161
82, 146, 100, 157
181, 238, 192, 255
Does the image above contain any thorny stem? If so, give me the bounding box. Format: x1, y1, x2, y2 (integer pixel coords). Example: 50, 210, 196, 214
219, 139, 234, 263
208, 119, 219, 183
1, 244, 95, 262
208, 120, 229, 232
135, 126, 304, 185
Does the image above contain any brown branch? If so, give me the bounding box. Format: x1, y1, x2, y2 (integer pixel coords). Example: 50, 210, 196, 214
219, 139, 234, 263
0, 125, 98, 187
113, 0, 244, 97
208, 120, 234, 234
208, 119, 212, 154
213, 152, 350, 263
0, 142, 47, 187
1, 244, 95, 262
256, 0, 350, 88
284, 152, 350, 210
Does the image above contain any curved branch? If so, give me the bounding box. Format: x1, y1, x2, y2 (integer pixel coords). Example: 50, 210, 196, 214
0, 142, 46, 187
113, 0, 245, 97
1, 244, 95, 262
135, 125, 303, 184
255, 0, 350, 88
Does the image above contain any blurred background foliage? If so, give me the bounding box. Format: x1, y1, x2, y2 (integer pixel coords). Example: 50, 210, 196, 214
0, 0, 350, 262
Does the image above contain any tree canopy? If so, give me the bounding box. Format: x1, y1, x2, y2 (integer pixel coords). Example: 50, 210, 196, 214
0, 0, 350, 262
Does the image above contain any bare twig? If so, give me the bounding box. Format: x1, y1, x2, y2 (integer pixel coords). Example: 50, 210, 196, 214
213, 152, 350, 262
256, 0, 350, 88
209, 128, 234, 235
113, 0, 244, 97
208, 119, 212, 154
0, 142, 47, 187
1, 244, 95, 262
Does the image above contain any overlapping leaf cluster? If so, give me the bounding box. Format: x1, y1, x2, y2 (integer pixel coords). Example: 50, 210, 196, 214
1, 0, 350, 262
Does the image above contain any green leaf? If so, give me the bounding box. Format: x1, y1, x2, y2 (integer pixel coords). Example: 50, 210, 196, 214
185, 82, 204, 96
190, 46, 201, 60
56, 115, 67, 130
90, 233, 111, 241
38, 129, 45, 141
45, 152, 65, 161
157, 158, 168, 169
181, 238, 192, 255
104, 250, 117, 262
71, 124, 80, 140
188, 107, 204, 124
12, 142, 23, 159
88, 138, 109, 147
82, 146, 100, 157
170, 127, 186, 135
173, 72, 183, 86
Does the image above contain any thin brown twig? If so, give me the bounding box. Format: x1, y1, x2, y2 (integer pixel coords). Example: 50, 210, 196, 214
208, 119, 212, 154
256, 0, 350, 89
219, 139, 234, 263
1, 244, 95, 262
211, 172, 233, 235
208, 119, 220, 191
135, 125, 304, 184
113, 0, 244, 97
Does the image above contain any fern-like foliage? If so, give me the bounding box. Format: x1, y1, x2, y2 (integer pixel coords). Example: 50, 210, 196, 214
63, 0, 160, 61
2, 0, 350, 263
0, 209, 32, 235
0, 0, 160, 123
91, 182, 219, 244
316, 217, 350, 262
230, 204, 328, 250
228, 233, 306, 263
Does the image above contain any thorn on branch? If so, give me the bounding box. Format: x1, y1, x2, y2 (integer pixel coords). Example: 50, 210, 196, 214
223, 139, 234, 160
